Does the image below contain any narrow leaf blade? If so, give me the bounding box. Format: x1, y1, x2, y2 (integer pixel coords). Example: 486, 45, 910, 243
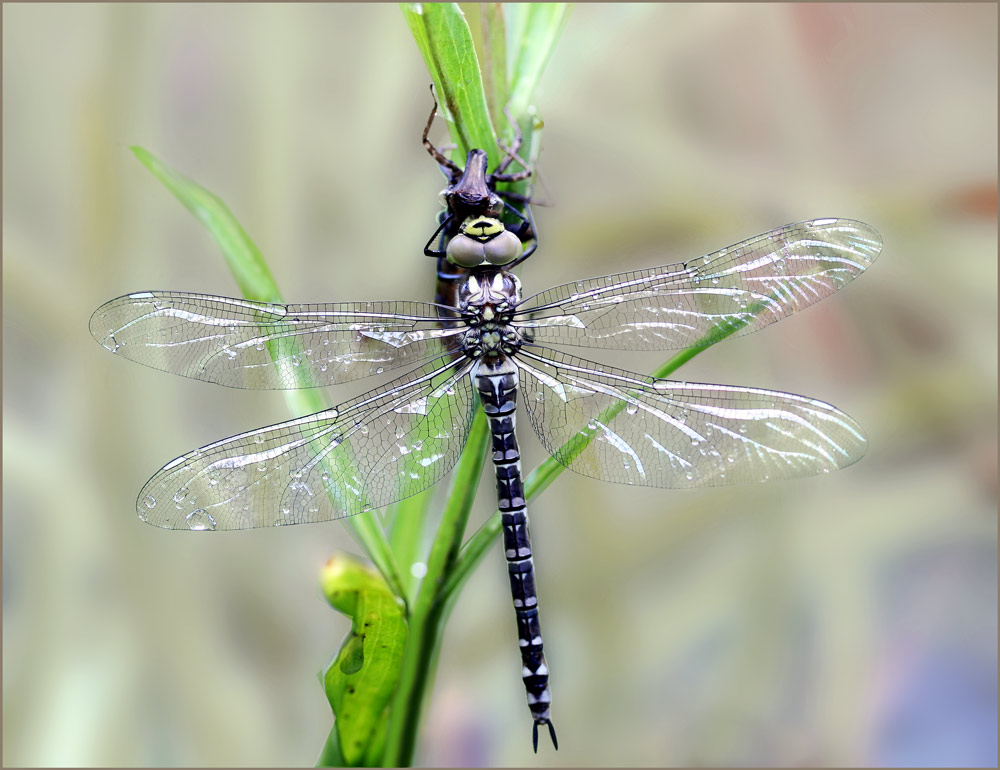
400, 3, 498, 167
132, 147, 405, 598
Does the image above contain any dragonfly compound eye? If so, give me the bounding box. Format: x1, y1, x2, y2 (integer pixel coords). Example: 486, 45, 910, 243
484, 229, 523, 266
446, 233, 486, 267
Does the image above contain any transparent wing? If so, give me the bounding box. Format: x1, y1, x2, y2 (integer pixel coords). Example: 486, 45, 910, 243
90, 291, 465, 389
514, 219, 881, 350
515, 348, 867, 489
135, 355, 476, 530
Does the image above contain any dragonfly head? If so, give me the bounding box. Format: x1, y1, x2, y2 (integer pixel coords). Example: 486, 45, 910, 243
446, 216, 523, 268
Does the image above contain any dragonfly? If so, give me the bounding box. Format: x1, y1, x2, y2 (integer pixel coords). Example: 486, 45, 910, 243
89, 216, 881, 751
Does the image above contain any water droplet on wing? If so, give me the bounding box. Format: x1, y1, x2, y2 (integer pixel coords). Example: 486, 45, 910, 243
186, 509, 216, 531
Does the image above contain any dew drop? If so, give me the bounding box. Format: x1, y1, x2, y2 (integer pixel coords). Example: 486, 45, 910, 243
652, 379, 669, 391
186, 508, 216, 531
142, 494, 157, 509
625, 403, 638, 416
173, 488, 188, 504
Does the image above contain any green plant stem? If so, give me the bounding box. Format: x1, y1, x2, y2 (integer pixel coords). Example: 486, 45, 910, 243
388, 488, 434, 606
382, 410, 491, 766
441, 320, 751, 603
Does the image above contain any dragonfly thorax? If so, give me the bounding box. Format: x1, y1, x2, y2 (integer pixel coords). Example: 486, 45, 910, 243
458, 269, 521, 316
462, 323, 521, 359
459, 270, 522, 359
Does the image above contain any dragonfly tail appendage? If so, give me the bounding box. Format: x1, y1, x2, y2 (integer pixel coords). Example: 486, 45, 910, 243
476, 357, 557, 751
533, 719, 559, 753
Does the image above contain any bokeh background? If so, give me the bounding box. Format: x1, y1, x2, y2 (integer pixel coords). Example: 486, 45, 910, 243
3, 3, 996, 766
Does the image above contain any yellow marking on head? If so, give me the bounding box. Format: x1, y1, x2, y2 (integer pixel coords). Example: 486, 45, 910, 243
460, 216, 505, 241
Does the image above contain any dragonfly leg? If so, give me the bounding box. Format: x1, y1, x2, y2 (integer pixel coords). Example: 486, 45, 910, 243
491, 145, 533, 184
422, 85, 462, 176
495, 107, 524, 175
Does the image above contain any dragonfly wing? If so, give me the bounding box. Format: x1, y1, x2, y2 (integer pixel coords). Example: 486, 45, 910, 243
136, 355, 476, 529
90, 291, 464, 389
514, 218, 881, 351
515, 348, 867, 489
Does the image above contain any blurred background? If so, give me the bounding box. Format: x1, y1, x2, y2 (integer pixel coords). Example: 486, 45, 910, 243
3, 3, 996, 766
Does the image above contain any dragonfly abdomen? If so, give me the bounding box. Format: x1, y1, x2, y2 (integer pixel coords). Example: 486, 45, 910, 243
474, 357, 558, 751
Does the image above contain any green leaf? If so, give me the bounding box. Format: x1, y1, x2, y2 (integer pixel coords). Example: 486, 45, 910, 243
316, 724, 346, 768
132, 146, 406, 600
474, 3, 509, 123
505, 4, 570, 119
400, 3, 498, 168
321, 555, 408, 767
131, 146, 281, 303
